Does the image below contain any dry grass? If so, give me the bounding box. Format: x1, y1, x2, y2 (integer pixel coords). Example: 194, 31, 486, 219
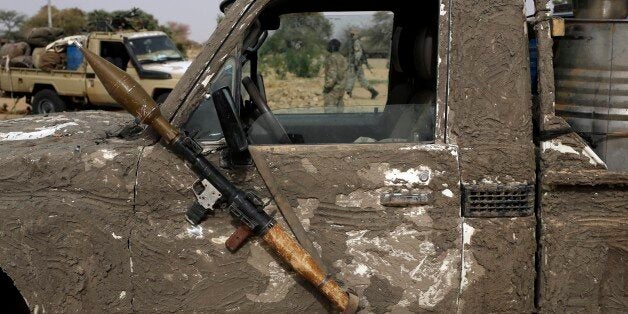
264, 58, 389, 112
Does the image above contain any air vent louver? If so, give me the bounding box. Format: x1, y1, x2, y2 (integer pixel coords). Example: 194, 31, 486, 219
462, 184, 534, 218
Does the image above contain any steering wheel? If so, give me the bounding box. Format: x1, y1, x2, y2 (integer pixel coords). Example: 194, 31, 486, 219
242, 76, 291, 144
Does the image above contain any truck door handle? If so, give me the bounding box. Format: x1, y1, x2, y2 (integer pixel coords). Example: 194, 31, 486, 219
380, 191, 432, 207
86, 73, 95, 79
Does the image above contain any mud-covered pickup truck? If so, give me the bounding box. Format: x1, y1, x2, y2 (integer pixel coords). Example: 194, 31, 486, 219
0, 31, 190, 114
0, 0, 626, 313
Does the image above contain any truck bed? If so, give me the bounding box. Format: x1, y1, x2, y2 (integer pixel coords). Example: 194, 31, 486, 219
0, 68, 85, 97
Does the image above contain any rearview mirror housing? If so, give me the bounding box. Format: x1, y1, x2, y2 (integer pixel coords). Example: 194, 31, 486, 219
212, 87, 251, 166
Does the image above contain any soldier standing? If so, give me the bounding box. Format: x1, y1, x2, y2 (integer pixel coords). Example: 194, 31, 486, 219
323, 39, 347, 113
346, 29, 379, 99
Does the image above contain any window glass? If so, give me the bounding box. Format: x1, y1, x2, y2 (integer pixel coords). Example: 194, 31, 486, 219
184, 58, 236, 141
252, 11, 437, 144
259, 12, 391, 114
127, 36, 184, 64
100, 41, 130, 71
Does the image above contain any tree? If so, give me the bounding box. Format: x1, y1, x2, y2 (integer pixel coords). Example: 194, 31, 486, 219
86, 8, 161, 32
164, 22, 190, 44
55, 8, 88, 34
363, 12, 393, 58
260, 13, 332, 78
162, 21, 192, 54
0, 10, 26, 40
86, 9, 112, 31
112, 8, 159, 31
21, 6, 87, 35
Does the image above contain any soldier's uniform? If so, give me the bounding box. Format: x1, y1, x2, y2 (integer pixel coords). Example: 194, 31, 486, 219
346, 35, 378, 99
323, 45, 347, 113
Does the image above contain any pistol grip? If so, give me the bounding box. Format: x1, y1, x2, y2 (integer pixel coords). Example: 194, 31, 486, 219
225, 225, 253, 252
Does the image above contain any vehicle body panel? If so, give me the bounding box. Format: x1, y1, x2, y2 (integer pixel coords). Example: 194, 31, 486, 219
446, 0, 537, 311
540, 169, 628, 312
0, 112, 141, 312
130, 142, 464, 312
0, 68, 86, 97
0, 0, 625, 312
539, 130, 627, 311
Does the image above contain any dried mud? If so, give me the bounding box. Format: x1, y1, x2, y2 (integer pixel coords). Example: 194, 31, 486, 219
540, 133, 628, 312
0, 112, 141, 312
541, 187, 627, 312
123, 143, 467, 312
0, 0, 626, 312
447, 1, 537, 311
448, 0, 535, 184
252, 144, 463, 312
458, 217, 536, 312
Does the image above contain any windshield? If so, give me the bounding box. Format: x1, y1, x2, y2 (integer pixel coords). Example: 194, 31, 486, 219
128, 35, 184, 64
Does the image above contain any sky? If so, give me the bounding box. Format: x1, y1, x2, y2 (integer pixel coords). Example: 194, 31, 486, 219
0, 0, 223, 42
1, 0, 549, 42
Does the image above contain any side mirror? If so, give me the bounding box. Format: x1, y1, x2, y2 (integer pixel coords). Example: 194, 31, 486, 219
212, 87, 251, 166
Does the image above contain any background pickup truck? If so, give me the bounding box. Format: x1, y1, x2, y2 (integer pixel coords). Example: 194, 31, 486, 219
0, 31, 190, 114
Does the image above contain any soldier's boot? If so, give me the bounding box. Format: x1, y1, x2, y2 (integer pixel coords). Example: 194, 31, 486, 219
369, 88, 379, 99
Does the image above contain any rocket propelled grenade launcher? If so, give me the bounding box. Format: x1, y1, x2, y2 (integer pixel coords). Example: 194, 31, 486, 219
78, 45, 358, 313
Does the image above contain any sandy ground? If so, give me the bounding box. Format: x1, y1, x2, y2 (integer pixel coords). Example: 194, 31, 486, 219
0, 96, 29, 121
264, 58, 389, 113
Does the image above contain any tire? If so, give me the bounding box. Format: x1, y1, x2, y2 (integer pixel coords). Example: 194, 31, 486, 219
32, 89, 66, 114
155, 92, 170, 107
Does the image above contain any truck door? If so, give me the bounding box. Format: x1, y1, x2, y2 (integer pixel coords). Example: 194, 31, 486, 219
179, 6, 466, 312
247, 11, 464, 313
133, 1, 468, 312
86, 40, 130, 105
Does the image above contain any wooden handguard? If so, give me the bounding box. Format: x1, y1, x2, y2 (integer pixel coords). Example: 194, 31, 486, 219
263, 225, 359, 313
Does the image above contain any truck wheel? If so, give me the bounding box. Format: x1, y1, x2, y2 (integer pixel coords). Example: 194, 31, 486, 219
32, 90, 66, 114
155, 92, 170, 106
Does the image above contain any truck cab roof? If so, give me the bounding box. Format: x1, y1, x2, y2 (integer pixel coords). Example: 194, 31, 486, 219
89, 31, 168, 41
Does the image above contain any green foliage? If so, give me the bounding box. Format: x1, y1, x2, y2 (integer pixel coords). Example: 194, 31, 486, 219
260, 13, 332, 78
86, 9, 112, 31
285, 48, 321, 78
340, 12, 393, 58
262, 54, 287, 79
363, 12, 393, 58
21, 6, 87, 36
19, 6, 195, 55
0, 10, 27, 40
86, 8, 160, 32
86, 8, 194, 54
117, 9, 160, 31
